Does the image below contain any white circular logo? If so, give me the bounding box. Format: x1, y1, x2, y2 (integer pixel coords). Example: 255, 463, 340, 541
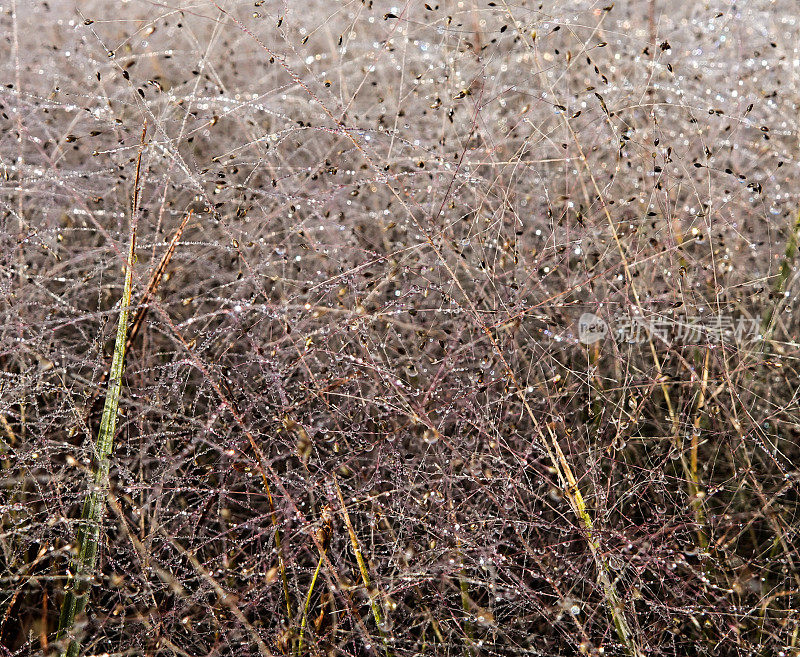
577, 312, 607, 345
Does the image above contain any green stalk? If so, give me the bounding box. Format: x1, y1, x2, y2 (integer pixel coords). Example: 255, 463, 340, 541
297, 504, 332, 655
333, 477, 390, 657
761, 207, 800, 341
550, 436, 641, 657
297, 553, 324, 655
56, 124, 145, 657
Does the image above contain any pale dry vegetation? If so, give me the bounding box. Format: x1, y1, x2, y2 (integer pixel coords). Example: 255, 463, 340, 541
1, 1, 800, 656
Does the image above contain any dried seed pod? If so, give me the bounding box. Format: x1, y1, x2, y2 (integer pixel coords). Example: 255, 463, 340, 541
317, 504, 333, 551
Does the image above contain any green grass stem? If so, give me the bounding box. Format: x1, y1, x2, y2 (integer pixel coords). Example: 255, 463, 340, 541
55, 123, 145, 657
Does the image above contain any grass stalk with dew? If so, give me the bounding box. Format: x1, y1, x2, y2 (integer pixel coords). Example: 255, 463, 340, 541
55, 123, 146, 657
761, 206, 800, 342
483, 324, 644, 657
298, 504, 332, 655
333, 476, 391, 657
297, 555, 324, 655
449, 502, 475, 657
549, 434, 642, 657
688, 347, 710, 549
457, 548, 475, 656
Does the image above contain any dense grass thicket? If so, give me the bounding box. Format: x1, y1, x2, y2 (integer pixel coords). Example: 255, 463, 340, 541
2, 1, 800, 656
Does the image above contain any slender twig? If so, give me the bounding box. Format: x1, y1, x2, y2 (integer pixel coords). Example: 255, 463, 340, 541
457, 544, 475, 656
0, 543, 48, 644
449, 501, 474, 656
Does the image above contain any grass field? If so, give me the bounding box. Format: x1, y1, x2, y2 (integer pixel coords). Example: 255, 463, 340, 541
1, 1, 799, 655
